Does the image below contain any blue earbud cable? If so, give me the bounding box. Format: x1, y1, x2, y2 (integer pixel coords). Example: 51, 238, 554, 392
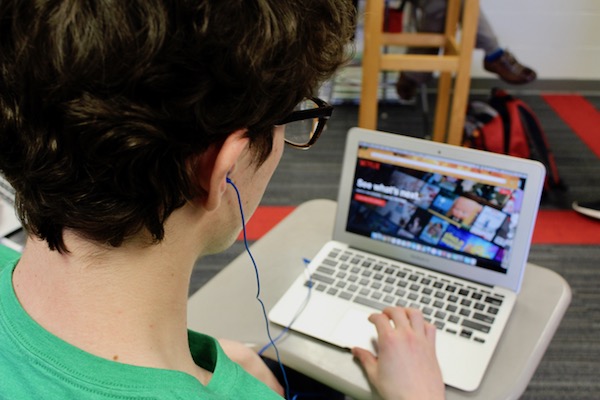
226, 177, 294, 400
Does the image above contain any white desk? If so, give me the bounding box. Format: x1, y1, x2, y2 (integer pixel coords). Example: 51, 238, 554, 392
187, 199, 571, 400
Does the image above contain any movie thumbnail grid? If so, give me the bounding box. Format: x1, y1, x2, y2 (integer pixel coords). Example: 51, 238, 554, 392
347, 162, 524, 273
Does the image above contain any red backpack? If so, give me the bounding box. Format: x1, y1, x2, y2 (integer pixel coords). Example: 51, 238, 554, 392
463, 88, 567, 192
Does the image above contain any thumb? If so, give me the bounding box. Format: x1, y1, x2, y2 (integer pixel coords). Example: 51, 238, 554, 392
352, 347, 378, 380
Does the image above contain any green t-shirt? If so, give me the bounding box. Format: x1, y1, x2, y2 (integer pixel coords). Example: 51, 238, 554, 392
0, 245, 282, 399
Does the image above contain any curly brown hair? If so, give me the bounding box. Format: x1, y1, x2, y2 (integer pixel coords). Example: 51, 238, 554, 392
0, 0, 355, 252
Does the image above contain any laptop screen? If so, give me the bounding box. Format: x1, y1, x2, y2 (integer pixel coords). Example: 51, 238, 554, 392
345, 141, 528, 275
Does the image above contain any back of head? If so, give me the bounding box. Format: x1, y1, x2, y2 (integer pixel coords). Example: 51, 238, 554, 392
0, 0, 355, 252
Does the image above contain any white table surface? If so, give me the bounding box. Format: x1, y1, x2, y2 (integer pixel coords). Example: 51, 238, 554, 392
187, 199, 571, 400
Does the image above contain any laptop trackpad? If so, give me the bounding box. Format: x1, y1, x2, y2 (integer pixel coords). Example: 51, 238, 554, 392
331, 308, 378, 354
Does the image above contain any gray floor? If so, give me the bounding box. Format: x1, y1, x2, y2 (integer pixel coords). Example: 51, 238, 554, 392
192, 94, 600, 399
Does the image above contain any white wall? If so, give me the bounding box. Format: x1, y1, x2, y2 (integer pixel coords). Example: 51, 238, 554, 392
471, 0, 600, 80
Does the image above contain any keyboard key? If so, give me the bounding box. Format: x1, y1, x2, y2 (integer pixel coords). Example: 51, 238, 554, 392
359, 288, 370, 296
462, 319, 491, 333
372, 291, 383, 300
474, 302, 485, 311
396, 299, 408, 307
327, 287, 338, 296
422, 307, 433, 315
459, 308, 471, 317
335, 281, 347, 289
354, 295, 387, 311
434, 310, 446, 320
321, 259, 338, 267
460, 299, 472, 307
460, 329, 473, 339
434, 320, 445, 330
311, 273, 335, 285
339, 291, 353, 300
458, 288, 469, 296
473, 312, 495, 324
316, 266, 335, 275
448, 315, 460, 324
446, 304, 457, 313
488, 306, 499, 315
384, 295, 395, 304
485, 296, 503, 306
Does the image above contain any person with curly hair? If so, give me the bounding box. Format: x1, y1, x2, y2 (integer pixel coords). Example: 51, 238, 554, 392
0, 1, 444, 398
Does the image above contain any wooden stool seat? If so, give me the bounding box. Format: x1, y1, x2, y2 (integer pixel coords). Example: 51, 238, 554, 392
359, 0, 480, 145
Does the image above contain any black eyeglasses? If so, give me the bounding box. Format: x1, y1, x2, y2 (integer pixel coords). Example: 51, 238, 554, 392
276, 96, 333, 149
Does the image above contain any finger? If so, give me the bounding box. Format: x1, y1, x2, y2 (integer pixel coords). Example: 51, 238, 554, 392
382, 306, 410, 329
405, 307, 426, 333
424, 319, 437, 346
352, 347, 378, 382
368, 312, 394, 336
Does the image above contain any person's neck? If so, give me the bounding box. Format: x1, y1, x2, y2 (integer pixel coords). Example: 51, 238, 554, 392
12, 209, 213, 385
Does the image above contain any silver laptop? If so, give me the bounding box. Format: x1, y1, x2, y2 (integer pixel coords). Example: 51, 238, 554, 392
269, 127, 545, 392
0, 175, 20, 237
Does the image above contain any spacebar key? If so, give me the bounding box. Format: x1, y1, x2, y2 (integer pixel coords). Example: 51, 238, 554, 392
353, 296, 387, 311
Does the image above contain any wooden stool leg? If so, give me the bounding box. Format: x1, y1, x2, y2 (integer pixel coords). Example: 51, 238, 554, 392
446, 0, 479, 145
359, 0, 385, 130
432, 71, 452, 142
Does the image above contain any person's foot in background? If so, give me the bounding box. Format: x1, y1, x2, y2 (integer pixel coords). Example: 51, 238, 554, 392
572, 200, 600, 220
395, 73, 418, 105
484, 49, 537, 84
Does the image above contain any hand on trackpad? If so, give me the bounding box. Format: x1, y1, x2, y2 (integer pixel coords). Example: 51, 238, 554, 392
331, 308, 378, 354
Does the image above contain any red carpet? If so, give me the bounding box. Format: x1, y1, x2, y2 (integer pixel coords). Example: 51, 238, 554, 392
533, 210, 600, 244
542, 94, 600, 158
237, 206, 296, 241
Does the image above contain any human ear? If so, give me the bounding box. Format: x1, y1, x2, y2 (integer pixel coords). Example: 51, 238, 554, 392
195, 129, 249, 211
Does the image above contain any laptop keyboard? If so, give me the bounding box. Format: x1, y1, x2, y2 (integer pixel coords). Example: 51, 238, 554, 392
305, 246, 505, 344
